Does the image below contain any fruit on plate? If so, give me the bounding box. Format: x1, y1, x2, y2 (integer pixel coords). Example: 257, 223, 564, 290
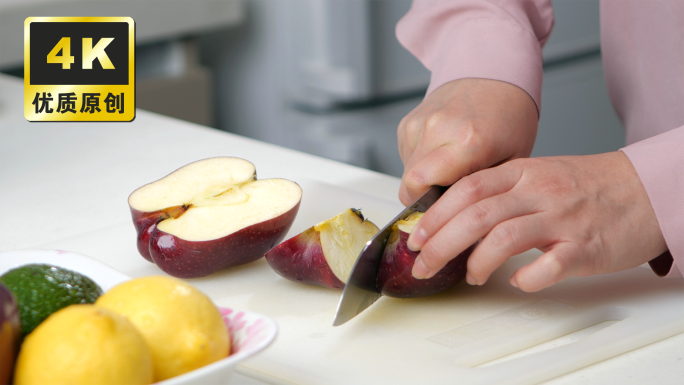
128, 157, 302, 278
14, 304, 153, 385
377, 212, 475, 298
265, 208, 380, 289
96, 276, 230, 382
0, 282, 20, 385
0, 264, 103, 338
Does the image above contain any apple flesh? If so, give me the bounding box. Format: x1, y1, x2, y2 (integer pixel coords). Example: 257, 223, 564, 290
265, 209, 379, 289
377, 212, 475, 298
0, 282, 20, 384
129, 157, 302, 278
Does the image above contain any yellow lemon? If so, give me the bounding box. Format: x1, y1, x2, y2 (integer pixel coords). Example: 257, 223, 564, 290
96, 276, 230, 381
14, 304, 153, 385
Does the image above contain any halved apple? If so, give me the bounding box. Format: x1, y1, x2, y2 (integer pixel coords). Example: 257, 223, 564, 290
377, 212, 474, 298
264, 209, 379, 289
129, 157, 302, 278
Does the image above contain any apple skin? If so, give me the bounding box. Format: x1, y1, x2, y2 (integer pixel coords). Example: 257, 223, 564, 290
140, 202, 300, 279
0, 282, 20, 384
131, 208, 161, 262
377, 229, 475, 298
264, 228, 345, 289
131, 203, 192, 263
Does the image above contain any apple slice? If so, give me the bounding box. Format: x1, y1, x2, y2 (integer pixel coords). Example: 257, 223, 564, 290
264, 209, 379, 289
377, 212, 475, 298
128, 157, 302, 278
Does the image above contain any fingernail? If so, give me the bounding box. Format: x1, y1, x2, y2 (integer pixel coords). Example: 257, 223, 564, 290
510, 275, 518, 288
407, 227, 428, 251
466, 273, 476, 285
412, 256, 433, 279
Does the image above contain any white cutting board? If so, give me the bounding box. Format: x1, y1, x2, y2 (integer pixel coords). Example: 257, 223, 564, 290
34, 178, 684, 385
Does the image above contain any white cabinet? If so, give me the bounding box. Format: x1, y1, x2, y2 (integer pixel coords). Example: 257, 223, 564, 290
284, 0, 428, 107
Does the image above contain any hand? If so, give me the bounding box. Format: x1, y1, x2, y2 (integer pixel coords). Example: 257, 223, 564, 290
397, 78, 538, 206
407, 152, 667, 292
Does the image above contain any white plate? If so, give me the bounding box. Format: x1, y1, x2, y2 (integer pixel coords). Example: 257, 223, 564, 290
0, 249, 278, 385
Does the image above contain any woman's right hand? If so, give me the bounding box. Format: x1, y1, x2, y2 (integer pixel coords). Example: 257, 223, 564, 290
397, 78, 539, 206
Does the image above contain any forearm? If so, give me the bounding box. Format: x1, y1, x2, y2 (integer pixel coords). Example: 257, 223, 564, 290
396, 0, 554, 111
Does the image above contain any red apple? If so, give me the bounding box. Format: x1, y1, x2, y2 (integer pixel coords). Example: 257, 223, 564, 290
265, 209, 379, 289
128, 157, 302, 278
0, 282, 20, 384
377, 212, 475, 298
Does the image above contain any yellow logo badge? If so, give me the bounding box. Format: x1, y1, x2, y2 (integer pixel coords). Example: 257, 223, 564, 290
24, 17, 135, 122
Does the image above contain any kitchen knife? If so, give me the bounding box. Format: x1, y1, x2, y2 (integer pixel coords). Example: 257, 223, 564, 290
332, 185, 449, 326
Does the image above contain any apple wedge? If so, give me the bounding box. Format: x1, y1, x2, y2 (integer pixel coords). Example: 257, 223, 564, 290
264, 209, 379, 289
377, 212, 475, 298
129, 157, 302, 278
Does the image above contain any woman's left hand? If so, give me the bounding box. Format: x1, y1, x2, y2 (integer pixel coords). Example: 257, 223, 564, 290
407, 151, 668, 292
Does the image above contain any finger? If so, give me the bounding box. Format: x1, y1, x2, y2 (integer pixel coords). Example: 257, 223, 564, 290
467, 213, 553, 285
510, 242, 581, 292
398, 182, 413, 206
401, 145, 464, 204
397, 116, 410, 163
412, 188, 533, 279
398, 114, 426, 205
408, 165, 522, 251
397, 111, 424, 164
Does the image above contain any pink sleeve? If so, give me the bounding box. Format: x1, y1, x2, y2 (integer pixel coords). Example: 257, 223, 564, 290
396, 0, 555, 111
621, 126, 684, 277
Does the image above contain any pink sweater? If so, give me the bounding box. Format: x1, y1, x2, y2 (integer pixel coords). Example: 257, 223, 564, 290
396, 0, 684, 277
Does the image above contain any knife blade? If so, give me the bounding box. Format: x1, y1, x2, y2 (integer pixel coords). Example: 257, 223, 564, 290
332, 185, 449, 326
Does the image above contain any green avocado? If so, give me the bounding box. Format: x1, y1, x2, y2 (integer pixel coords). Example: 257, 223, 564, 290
0, 264, 103, 338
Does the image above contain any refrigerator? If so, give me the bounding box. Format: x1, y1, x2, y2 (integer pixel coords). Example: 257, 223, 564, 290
201, 0, 624, 178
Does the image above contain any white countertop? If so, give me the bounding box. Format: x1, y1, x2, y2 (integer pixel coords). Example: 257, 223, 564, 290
0, 74, 682, 384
